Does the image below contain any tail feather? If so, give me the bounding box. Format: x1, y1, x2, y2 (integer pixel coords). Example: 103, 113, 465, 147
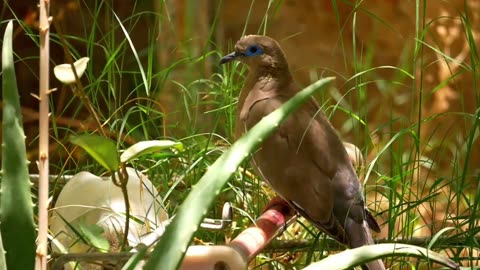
345, 219, 386, 270
290, 200, 349, 245
365, 209, 381, 233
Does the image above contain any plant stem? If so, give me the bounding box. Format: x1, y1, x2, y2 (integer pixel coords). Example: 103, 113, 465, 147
36, 0, 50, 269
52, 19, 106, 137
112, 166, 130, 251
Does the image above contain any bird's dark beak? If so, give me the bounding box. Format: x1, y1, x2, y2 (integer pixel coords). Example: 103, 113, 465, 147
220, 51, 239, 65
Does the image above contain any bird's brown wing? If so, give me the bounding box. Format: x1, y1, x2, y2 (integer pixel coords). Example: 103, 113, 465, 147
242, 95, 350, 244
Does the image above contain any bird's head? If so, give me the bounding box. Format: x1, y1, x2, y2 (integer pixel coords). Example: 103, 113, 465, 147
220, 35, 288, 70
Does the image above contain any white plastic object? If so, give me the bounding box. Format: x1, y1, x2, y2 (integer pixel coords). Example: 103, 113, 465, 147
50, 167, 168, 268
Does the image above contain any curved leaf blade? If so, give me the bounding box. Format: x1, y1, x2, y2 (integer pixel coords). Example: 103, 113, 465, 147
120, 140, 183, 163
303, 243, 459, 270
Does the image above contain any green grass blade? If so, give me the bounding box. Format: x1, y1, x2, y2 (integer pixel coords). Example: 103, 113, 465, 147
112, 10, 150, 96
132, 77, 335, 270
1, 20, 36, 270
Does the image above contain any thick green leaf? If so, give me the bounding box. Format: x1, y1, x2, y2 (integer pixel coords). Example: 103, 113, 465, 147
120, 140, 184, 163
70, 134, 119, 172
125, 77, 335, 270
303, 243, 459, 270
1, 20, 36, 269
0, 231, 6, 270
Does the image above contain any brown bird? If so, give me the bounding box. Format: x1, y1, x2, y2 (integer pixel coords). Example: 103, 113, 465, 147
220, 35, 385, 270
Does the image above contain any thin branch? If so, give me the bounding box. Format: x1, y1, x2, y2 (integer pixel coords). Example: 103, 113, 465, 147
51, 17, 106, 137
51, 252, 145, 270
35, 0, 51, 269
111, 166, 131, 251
50, 235, 477, 270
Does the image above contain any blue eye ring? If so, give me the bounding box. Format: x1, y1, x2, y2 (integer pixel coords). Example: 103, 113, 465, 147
245, 45, 263, 57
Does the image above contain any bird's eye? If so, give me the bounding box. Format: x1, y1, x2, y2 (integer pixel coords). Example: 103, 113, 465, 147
245, 45, 263, 57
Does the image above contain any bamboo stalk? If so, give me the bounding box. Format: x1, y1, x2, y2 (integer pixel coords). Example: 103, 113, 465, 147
36, 0, 51, 269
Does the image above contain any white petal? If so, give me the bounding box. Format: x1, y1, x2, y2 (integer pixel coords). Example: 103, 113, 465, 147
53, 57, 90, 84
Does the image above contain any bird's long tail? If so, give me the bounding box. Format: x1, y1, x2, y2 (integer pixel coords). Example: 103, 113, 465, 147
345, 219, 386, 270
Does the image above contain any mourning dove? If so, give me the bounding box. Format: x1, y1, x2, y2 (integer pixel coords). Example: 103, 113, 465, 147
220, 35, 385, 270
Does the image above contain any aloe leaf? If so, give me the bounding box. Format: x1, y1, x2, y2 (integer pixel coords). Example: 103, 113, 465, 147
70, 134, 119, 172
126, 77, 335, 270
1, 20, 36, 269
120, 140, 184, 163
303, 243, 459, 270
0, 231, 6, 269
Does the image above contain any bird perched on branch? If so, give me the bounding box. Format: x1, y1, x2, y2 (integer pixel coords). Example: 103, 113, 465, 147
220, 35, 385, 270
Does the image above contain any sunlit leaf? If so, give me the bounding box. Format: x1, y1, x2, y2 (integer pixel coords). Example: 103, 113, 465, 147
70, 134, 119, 172
120, 140, 184, 163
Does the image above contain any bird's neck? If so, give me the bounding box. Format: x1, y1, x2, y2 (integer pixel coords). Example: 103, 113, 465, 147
235, 66, 296, 138
245, 66, 294, 93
